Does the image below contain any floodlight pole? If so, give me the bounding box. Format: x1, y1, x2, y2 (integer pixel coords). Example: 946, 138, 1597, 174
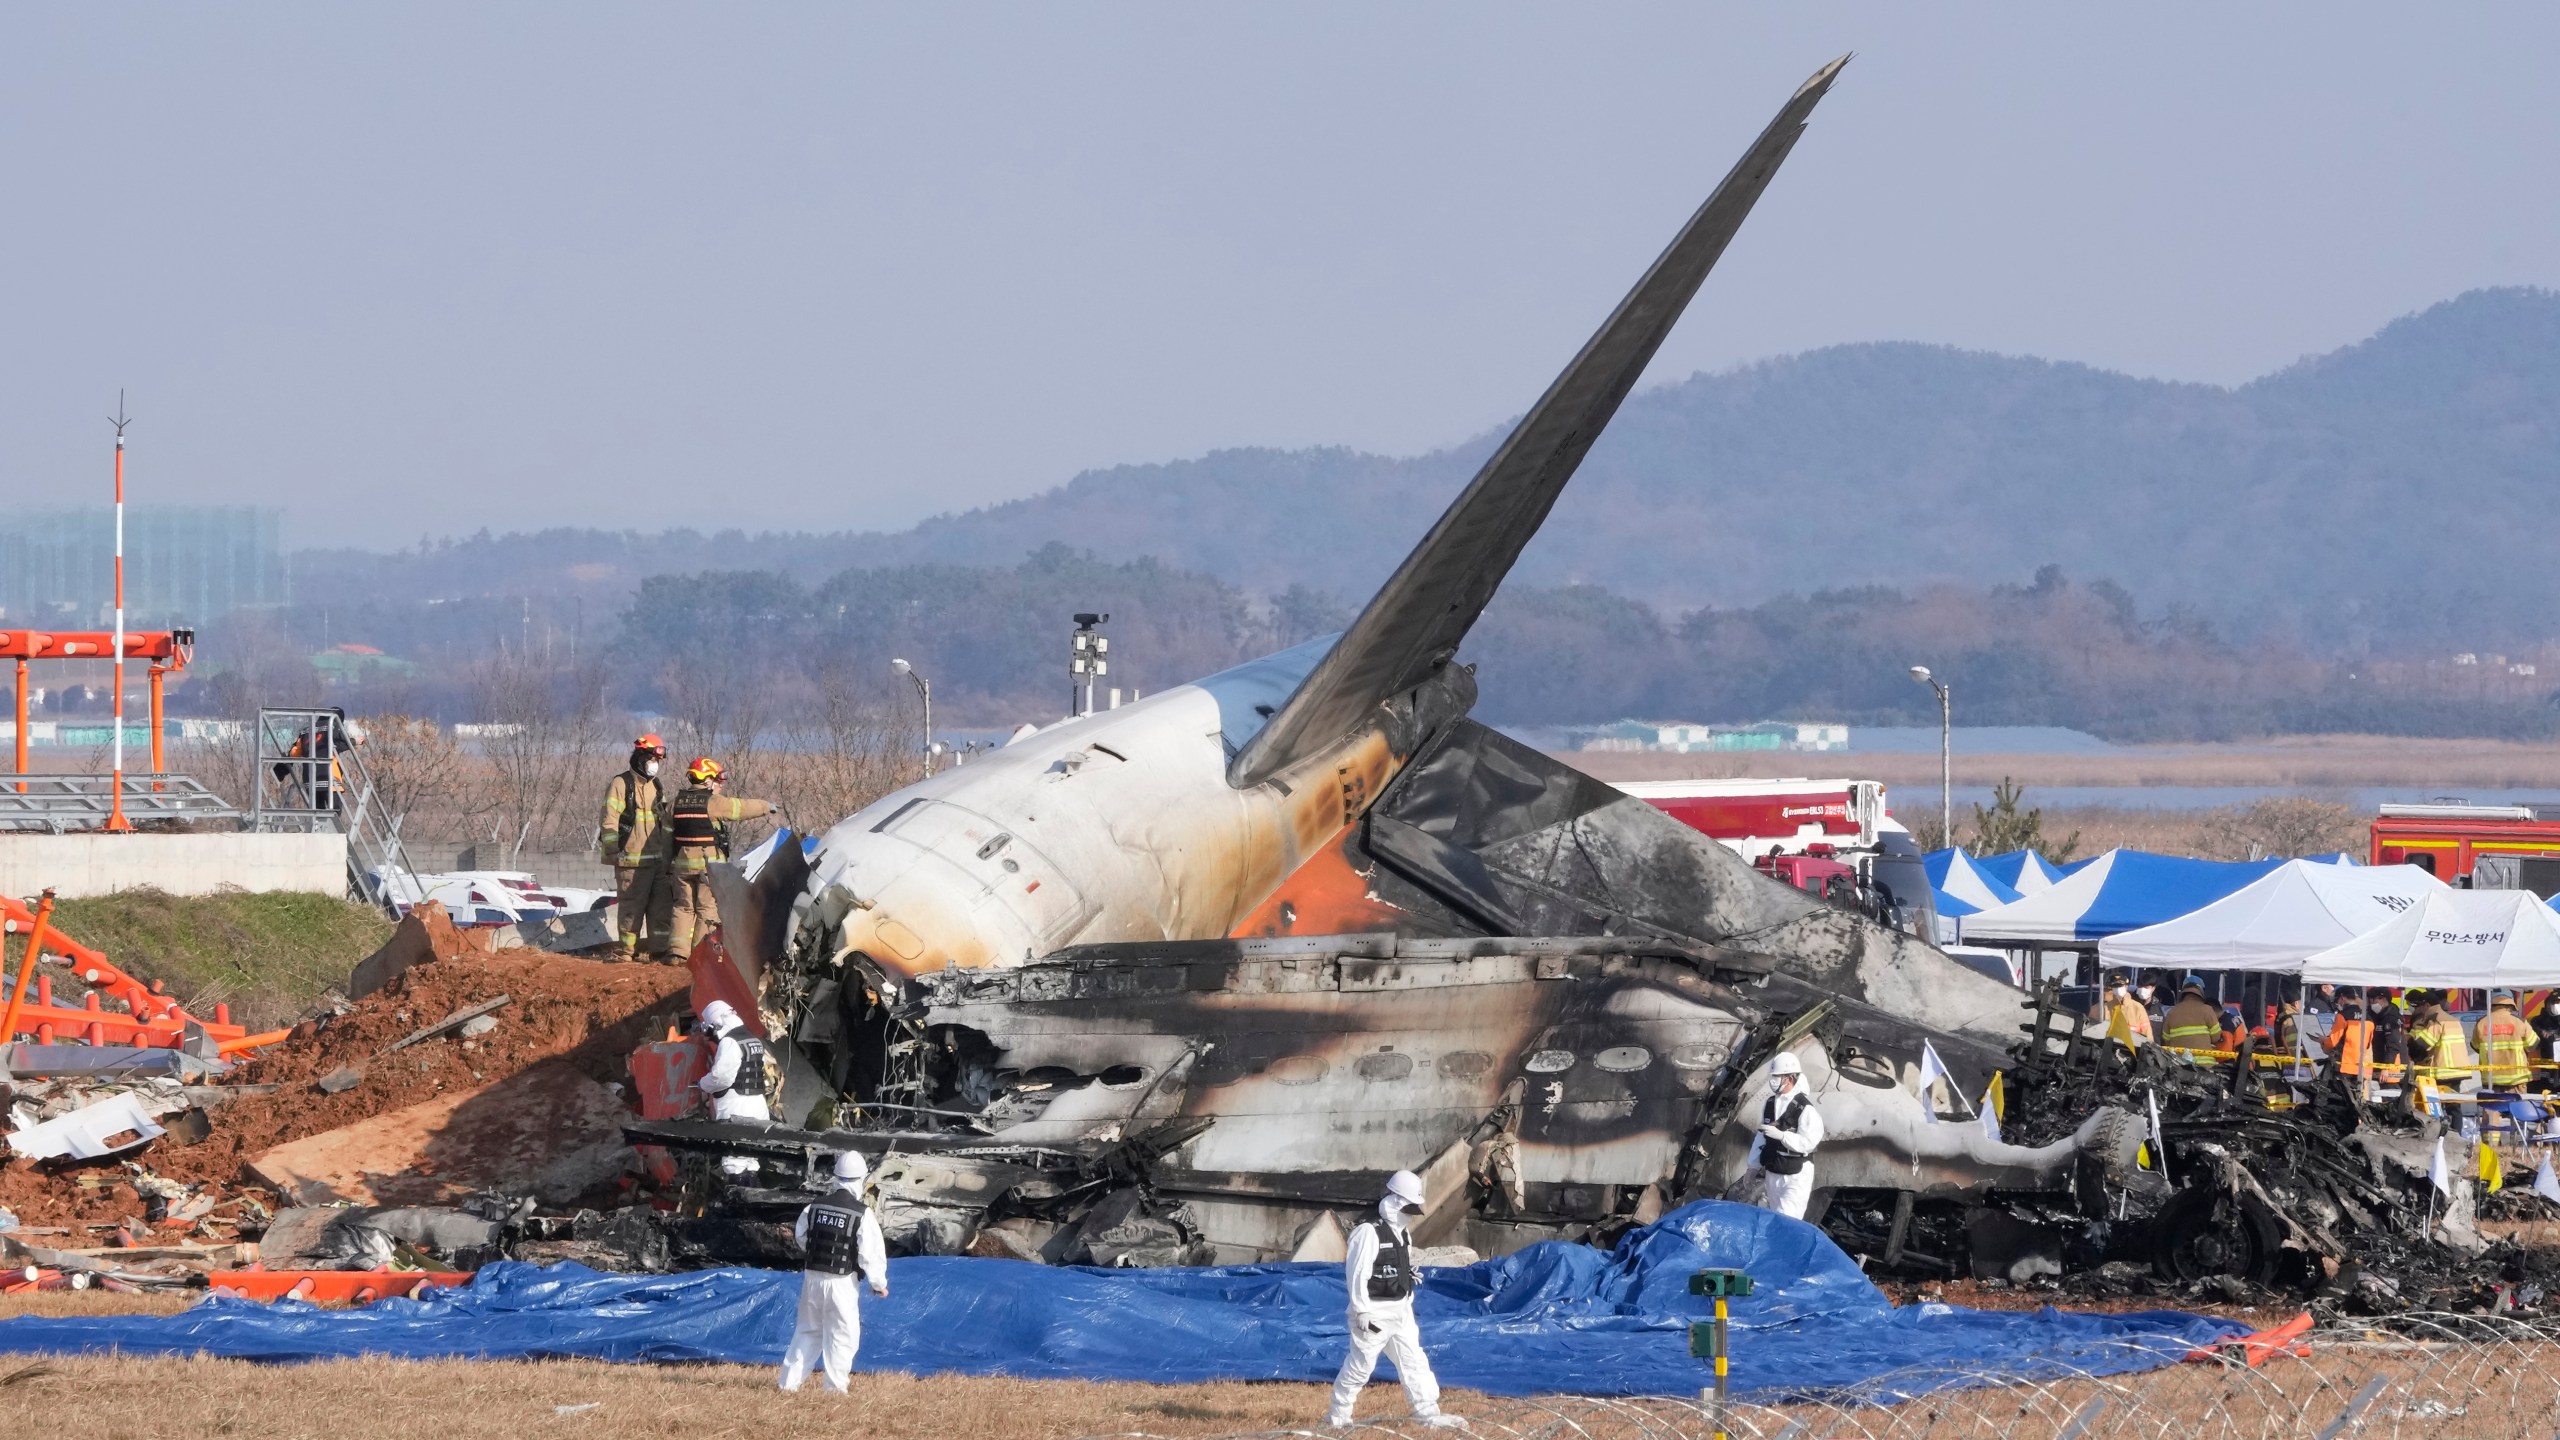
891, 658, 933, 781
105, 397, 133, 832
1909, 664, 1950, 846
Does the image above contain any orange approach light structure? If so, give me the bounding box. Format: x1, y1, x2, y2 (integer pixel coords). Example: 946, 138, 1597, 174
0, 627, 193, 792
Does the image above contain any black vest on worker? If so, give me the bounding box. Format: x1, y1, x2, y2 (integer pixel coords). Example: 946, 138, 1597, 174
723, 1031, 771, 1096
1358, 1219, 1416, 1301
1760, 1093, 1812, 1175
803, 1186, 870, 1275
669, 784, 728, 853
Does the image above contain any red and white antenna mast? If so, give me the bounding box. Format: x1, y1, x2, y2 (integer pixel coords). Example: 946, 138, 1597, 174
104, 393, 133, 833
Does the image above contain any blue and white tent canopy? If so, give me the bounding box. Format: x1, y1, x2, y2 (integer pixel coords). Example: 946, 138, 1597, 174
1960, 850, 2290, 945
1924, 849, 2023, 918
2097, 858, 2445, 973
1980, 849, 2068, 895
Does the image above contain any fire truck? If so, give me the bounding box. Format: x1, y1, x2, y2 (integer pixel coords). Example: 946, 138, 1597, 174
2368, 802, 2560, 893
1609, 778, 1934, 935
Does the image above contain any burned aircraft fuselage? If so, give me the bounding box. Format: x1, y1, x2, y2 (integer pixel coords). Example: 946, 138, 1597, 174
682, 56, 2125, 1269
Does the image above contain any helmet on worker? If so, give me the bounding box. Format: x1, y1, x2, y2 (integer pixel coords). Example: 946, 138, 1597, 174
833, 1149, 868, 1183
687, 756, 725, 785
1383, 1169, 1426, 1216
2492, 989, 2518, 1007
632, 733, 666, 775
1768, 1051, 1804, 1096
2180, 975, 2206, 995
699, 999, 740, 1035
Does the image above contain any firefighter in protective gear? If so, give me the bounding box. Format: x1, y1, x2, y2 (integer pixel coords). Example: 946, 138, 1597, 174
2408, 989, 2477, 1091
694, 1000, 773, 1178
2475, 990, 2533, 1089
2091, 974, 2152, 1049
1747, 1051, 1824, 1219
1325, 1169, 1461, 1430
779, 1149, 889, 1394
666, 757, 780, 960
599, 735, 672, 961
2160, 976, 2222, 1051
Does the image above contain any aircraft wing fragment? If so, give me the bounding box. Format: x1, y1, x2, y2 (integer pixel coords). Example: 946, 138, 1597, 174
1229, 55, 1850, 789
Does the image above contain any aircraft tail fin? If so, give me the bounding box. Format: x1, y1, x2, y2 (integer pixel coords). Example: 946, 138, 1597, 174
1230, 56, 1847, 788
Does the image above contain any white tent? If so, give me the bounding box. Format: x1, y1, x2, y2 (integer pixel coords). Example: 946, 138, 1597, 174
2099, 859, 2448, 973
2301, 889, 2560, 988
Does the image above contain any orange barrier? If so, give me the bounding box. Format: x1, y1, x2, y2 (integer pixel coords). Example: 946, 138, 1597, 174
0, 891, 257, 1050
206, 1270, 470, 1304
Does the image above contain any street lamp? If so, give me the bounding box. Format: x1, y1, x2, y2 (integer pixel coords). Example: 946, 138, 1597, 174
891, 658, 933, 781
1908, 665, 1951, 847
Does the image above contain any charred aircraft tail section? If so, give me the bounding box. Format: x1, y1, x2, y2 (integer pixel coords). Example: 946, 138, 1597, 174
1229, 56, 1851, 790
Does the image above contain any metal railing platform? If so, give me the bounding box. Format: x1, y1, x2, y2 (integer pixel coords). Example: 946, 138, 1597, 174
0, 774, 241, 832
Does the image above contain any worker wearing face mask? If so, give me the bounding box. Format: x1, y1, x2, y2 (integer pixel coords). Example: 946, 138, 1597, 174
2090, 973, 2153, 1050
1324, 1169, 1463, 1431
779, 1149, 889, 1394
1747, 1051, 1824, 1219
598, 734, 674, 962
694, 1000, 774, 1179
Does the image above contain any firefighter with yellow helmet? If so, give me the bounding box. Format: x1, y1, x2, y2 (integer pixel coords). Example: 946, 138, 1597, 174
598, 733, 673, 962
666, 757, 781, 961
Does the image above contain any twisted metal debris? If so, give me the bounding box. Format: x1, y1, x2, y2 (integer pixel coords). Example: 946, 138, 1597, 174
1100, 1315, 2560, 1440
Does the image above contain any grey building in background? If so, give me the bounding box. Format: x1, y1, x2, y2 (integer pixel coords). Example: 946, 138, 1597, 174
0, 506, 288, 627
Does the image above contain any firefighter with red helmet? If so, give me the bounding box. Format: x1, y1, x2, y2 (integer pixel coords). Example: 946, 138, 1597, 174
598, 733, 673, 962
666, 756, 781, 961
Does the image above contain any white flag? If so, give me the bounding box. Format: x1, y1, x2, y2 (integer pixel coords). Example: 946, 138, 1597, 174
2145, 1091, 2170, 1182
1978, 1091, 2003, 1145
1916, 1041, 1953, 1125
2535, 1155, 2560, 1206
2429, 1135, 2452, 1196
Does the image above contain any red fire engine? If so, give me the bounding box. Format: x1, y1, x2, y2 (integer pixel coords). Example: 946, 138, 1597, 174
2368, 802, 2560, 891
1609, 778, 1883, 862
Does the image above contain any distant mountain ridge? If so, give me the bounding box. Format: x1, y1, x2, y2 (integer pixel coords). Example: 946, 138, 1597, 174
297, 288, 2560, 655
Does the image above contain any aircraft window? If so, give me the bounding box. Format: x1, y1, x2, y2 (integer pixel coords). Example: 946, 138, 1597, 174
1437, 1051, 1493, 1080
1268, 1055, 1329, 1086
1098, 1065, 1147, 1088
1593, 1046, 1652, 1073
1355, 1052, 1415, 1082
1524, 1049, 1576, 1074
1665, 1042, 1727, 1071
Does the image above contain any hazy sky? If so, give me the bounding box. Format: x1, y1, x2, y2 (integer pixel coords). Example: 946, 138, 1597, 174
3, 6, 2556, 547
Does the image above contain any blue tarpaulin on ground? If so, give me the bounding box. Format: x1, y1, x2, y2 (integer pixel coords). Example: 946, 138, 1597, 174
0, 1202, 2227, 1398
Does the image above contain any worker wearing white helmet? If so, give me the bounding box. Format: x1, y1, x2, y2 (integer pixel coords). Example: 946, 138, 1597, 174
1746, 1051, 1824, 1220
1324, 1168, 1463, 1430
779, 1149, 889, 1394
694, 1000, 774, 1179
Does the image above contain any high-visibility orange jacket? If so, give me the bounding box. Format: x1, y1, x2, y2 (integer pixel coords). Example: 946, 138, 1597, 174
2326, 1014, 2371, 1077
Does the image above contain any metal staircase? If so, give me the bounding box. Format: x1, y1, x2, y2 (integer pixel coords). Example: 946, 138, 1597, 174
247, 706, 421, 913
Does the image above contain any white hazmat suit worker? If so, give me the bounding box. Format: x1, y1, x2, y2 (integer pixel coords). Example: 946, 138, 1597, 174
1325, 1169, 1464, 1430
1747, 1051, 1824, 1219
778, 1149, 889, 1393
695, 1000, 774, 1178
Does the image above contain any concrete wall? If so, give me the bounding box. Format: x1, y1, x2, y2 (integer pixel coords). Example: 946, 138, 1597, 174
0, 831, 348, 899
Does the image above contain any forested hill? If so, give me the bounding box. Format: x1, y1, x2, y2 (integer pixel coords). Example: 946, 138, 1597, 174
296, 287, 2560, 655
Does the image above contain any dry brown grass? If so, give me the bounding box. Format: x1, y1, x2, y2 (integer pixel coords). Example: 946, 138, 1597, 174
4, 1289, 2559, 1440
1572, 735, 2560, 792
0, 1349, 1375, 1440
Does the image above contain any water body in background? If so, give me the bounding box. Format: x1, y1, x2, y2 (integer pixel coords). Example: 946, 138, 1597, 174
1919, 786, 2560, 813
1850, 726, 2114, 755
